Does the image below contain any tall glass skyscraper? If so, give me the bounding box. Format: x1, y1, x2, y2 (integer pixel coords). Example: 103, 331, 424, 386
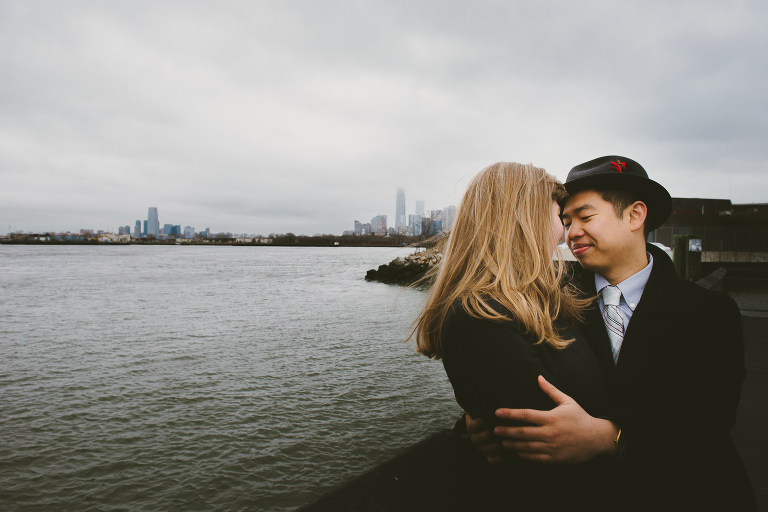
135, 220, 142, 238
147, 207, 160, 237
395, 188, 405, 233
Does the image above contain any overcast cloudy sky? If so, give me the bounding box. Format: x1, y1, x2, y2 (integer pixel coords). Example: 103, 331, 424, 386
1, 0, 766, 235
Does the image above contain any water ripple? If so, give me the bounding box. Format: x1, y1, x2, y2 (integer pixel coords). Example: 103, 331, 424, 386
0, 246, 459, 511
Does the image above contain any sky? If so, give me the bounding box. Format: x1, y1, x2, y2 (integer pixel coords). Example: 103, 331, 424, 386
1, 0, 767, 235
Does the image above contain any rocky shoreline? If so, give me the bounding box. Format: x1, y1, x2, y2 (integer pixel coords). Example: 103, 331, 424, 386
365, 247, 444, 286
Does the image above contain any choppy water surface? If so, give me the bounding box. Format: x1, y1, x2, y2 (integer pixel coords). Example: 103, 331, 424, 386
0, 245, 460, 511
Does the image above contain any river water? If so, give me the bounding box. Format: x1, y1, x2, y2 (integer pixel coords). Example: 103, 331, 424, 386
0, 245, 460, 511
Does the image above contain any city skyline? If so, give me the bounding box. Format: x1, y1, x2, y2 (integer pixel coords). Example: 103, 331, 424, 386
11, 183, 768, 239
5, 186, 461, 238
2, 2, 767, 234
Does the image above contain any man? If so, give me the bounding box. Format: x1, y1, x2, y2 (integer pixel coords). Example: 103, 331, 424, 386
468, 156, 755, 509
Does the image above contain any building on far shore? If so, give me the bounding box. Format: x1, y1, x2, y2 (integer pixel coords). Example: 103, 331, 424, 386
371, 215, 387, 236
98, 234, 131, 243
396, 188, 405, 234
650, 198, 768, 253
147, 207, 160, 237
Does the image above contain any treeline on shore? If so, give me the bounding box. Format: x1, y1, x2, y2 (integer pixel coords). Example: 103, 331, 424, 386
266, 234, 425, 247
1, 234, 436, 248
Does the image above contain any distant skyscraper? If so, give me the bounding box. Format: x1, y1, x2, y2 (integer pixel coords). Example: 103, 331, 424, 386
147, 207, 160, 237
415, 200, 425, 216
183, 226, 195, 239
354, 220, 362, 236
143, 220, 147, 237
395, 188, 405, 234
422, 218, 442, 236
371, 215, 387, 236
441, 206, 457, 230
409, 214, 424, 235
135, 220, 142, 238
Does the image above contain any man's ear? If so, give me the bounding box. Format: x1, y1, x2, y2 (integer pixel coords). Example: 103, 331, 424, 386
627, 201, 648, 233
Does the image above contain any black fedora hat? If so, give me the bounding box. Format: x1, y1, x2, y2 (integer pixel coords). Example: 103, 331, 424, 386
564, 155, 672, 232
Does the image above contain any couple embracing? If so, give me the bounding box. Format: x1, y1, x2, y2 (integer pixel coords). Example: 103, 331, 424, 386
413, 157, 755, 510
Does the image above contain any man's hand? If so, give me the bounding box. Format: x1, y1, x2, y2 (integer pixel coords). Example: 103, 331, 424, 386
493, 375, 619, 464
465, 412, 502, 464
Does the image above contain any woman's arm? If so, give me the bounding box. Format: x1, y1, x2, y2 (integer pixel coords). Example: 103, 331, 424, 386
494, 376, 620, 463
441, 307, 560, 428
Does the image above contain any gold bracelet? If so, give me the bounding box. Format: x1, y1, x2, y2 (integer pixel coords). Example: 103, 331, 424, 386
614, 429, 623, 455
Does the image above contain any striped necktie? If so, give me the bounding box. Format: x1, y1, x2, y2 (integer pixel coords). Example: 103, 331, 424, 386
601, 285, 624, 364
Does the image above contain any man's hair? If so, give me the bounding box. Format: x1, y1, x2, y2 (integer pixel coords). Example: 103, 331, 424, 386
596, 188, 650, 238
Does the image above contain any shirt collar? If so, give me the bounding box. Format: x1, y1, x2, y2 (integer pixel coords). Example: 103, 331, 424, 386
595, 252, 654, 311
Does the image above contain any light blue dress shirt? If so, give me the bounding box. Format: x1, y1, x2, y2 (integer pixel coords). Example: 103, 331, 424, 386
595, 253, 654, 356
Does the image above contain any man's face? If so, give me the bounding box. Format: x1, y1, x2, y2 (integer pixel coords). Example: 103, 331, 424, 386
562, 189, 634, 275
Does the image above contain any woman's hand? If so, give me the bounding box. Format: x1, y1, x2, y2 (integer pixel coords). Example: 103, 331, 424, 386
493, 375, 619, 464
465, 412, 503, 464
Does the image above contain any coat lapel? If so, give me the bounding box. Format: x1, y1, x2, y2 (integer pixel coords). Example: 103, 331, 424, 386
572, 244, 681, 390
583, 300, 617, 385
572, 266, 616, 385
613, 244, 680, 386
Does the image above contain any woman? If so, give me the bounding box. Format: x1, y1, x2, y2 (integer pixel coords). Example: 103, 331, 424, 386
413, 162, 611, 508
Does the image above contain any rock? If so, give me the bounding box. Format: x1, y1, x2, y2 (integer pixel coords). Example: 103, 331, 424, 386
365, 248, 444, 286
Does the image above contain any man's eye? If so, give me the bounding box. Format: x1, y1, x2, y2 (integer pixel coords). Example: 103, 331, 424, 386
563, 223, 571, 229
581, 215, 593, 221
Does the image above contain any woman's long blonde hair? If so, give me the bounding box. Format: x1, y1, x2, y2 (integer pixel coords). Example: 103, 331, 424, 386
413, 162, 588, 359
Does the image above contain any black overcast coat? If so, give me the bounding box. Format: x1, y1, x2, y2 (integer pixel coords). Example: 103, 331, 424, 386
575, 243, 756, 510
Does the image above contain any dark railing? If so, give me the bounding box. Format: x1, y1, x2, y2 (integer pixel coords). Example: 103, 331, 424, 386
296, 430, 482, 512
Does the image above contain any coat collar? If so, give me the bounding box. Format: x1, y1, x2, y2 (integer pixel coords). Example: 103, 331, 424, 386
572, 243, 683, 386
630, 243, 680, 315
575, 243, 681, 314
